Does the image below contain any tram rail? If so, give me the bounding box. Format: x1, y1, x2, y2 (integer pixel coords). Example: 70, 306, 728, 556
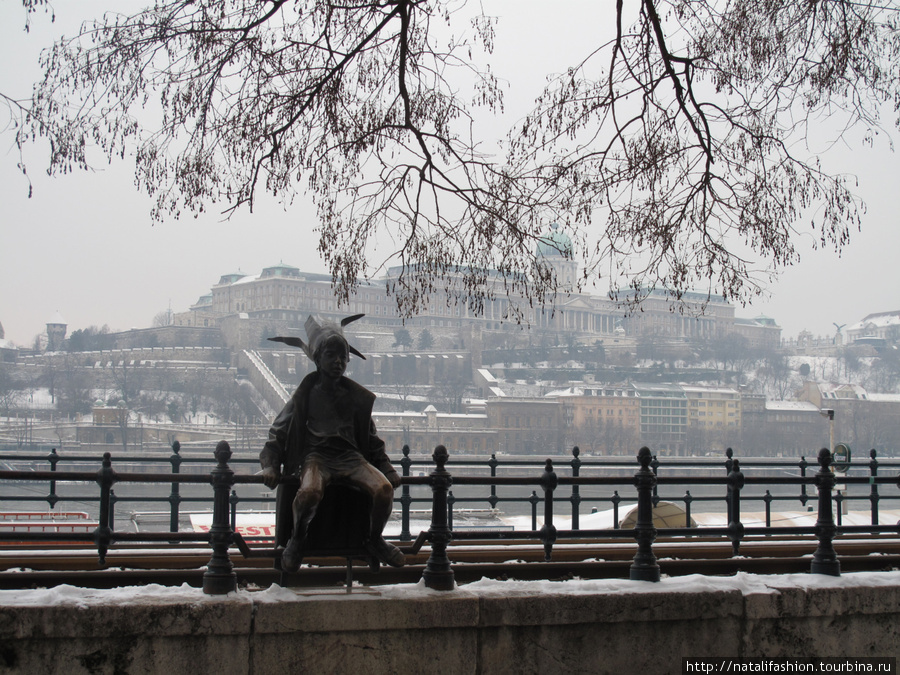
2, 533, 899, 591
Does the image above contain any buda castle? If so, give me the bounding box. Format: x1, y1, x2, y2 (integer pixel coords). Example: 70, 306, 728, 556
173, 226, 780, 350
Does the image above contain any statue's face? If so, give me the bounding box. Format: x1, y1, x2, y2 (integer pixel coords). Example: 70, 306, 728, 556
315, 337, 349, 380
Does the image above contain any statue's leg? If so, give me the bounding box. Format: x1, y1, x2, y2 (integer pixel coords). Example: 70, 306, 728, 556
367, 477, 394, 539
281, 463, 326, 572
351, 463, 405, 568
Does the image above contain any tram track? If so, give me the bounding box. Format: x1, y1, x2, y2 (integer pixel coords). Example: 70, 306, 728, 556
2, 534, 899, 591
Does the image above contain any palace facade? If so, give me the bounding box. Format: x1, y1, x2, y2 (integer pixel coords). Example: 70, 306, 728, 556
174, 228, 780, 348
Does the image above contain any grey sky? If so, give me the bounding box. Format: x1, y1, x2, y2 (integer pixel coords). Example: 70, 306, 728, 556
1, 1, 897, 347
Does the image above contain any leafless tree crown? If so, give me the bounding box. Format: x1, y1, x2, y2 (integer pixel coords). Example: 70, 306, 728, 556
14, 0, 900, 319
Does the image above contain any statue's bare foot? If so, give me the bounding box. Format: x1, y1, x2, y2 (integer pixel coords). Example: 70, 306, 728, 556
366, 537, 405, 568
281, 537, 303, 572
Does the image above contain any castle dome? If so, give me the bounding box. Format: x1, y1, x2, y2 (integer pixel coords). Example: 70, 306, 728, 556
536, 223, 574, 258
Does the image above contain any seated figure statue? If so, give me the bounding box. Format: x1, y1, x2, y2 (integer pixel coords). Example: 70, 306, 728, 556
259, 314, 405, 571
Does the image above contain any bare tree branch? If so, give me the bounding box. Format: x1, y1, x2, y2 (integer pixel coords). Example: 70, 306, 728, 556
10, 0, 900, 320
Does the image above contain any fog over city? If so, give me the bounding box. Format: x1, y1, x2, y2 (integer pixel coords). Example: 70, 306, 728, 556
1, 1, 898, 346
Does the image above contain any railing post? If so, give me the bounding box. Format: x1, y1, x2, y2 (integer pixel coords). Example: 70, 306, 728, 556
570, 446, 582, 530
168, 440, 182, 535
94, 452, 116, 566
869, 449, 879, 526
423, 444, 454, 590
448, 490, 455, 530
650, 453, 660, 507
529, 491, 539, 531
630, 447, 660, 582
728, 459, 745, 556
724, 448, 733, 524
47, 448, 59, 509
109, 489, 117, 531
400, 444, 412, 541
488, 454, 499, 509
540, 458, 558, 561
811, 448, 841, 576
230, 490, 239, 530
203, 440, 237, 595
611, 490, 621, 528
799, 456, 809, 508
684, 490, 693, 528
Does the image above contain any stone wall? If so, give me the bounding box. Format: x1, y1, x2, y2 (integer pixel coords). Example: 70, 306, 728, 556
0, 573, 898, 674
108, 326, 224, 349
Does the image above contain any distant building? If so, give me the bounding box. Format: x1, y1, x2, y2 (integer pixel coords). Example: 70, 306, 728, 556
547, 382, 743, 456
847, 310, 900, 346
173, 226, 780, 349
682, 385, 741, 432
797, 382, 900, 455
486, 397, 565, 455
546, 385, 640, 455
732, 315, 781, 350
45, 312, 67, 352
175, 294, 217, 328
374, 406, 495, 455
759, 401, 826, 456
735, 392, 828, 457
0, 319, 16, 361
632, 383, 689, 455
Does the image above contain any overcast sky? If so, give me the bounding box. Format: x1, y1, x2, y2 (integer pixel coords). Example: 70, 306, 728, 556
1, 1, 897, 347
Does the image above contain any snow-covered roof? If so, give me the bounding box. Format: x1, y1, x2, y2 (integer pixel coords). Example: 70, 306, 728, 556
373, 410, 488, 421
848, 310, 900, 332
680, 385, 740, 396
866, 393, 900, 403
544, 386, 583, 398
734, 314, 778, 327
47, 311, 66, 326
816, 382, 869, 399
476, 368, 498, 384
765, 401, 820, 412
231, 274, 261, 286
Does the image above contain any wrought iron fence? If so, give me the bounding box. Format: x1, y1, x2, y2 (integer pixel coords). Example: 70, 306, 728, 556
0, 443, 898, 594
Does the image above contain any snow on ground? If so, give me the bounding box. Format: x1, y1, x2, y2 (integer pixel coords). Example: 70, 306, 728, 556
2, 571, 900, 607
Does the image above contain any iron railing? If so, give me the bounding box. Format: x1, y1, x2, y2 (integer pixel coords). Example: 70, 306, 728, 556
0, 443, 898, 594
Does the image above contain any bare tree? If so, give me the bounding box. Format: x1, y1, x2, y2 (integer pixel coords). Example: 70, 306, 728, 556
107, 358, 144, 408
571, 413, 605, 455
755, 347, 795, 400
0, 363, 26, 418
706, 333, 756, 384
428, 375, 469, 414
211, 378, 258, 423
183, 368, 210, 418
870, 348, 900, 393
13, 1, 900, 318
152, 309, 173, 328
56, 354, 93, 417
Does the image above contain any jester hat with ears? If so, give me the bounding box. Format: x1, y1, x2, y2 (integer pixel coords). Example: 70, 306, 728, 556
268, 314, 366, 361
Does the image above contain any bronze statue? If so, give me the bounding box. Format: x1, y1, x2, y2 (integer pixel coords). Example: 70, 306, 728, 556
259, 314, 405, 571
